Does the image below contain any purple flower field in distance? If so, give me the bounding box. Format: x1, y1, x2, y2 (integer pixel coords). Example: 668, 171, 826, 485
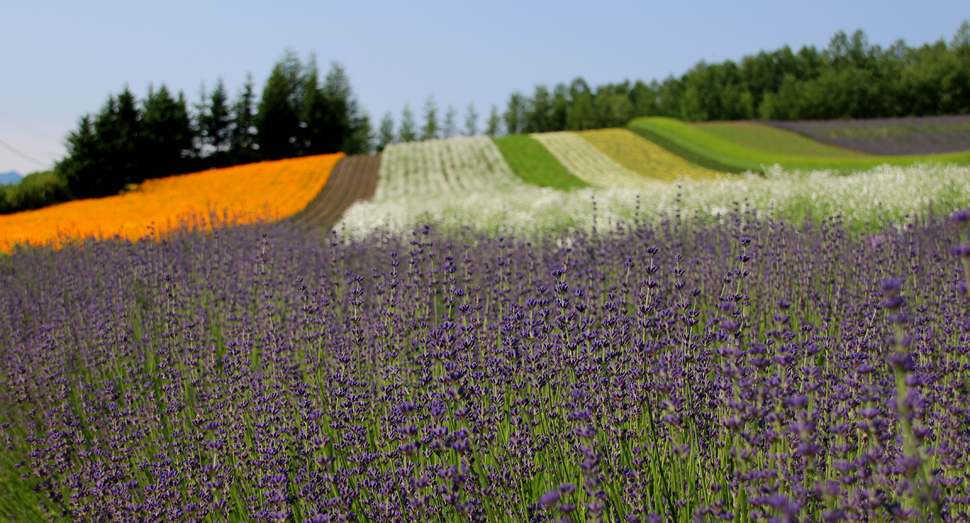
2, 208, 970, 522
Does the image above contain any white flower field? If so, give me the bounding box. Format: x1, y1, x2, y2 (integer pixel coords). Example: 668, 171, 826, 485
370, 136, 524, 202
339, 131, 970, 237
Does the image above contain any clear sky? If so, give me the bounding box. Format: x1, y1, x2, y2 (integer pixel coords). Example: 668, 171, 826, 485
1, 0, 967, 174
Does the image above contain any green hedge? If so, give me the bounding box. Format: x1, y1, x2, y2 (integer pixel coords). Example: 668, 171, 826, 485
0, 171, 71, 214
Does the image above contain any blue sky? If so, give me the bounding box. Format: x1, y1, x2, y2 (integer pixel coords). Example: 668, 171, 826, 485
1, 0, 967, 174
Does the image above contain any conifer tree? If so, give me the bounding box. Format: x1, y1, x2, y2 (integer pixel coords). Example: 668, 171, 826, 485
141, 84, 193, 181
229, 73, 258, 165
255, 50, 303, 160
301, 54, 335, 156
205, 78, 232, 158
326, 62, 371, 154
421, 95, 439, 141
399, 105, 417, 142
99, 87, 142, 190
485, 105, 502, 137
463, 103, 478, 136
442, 105, 458, 138
55, 115, 99, 198
193, 81, 209, 156
503, 92, 526, 135
377, 112, 395, 152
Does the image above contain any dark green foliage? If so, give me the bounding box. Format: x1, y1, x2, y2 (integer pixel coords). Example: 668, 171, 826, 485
229, 73, 259, 165
327, 63, 372, 155
95, 87, 142, 192
493, 135, 588, 189
421, 95, 439, 141
463, 103, 478, 137
485, 105, 501, 137
255, 50, 303, 160
496, 21, 970, 136
301, 59, 371, 155
503, 92, 526, 135
141, 84, 194, 181
55, 114, 99, 199
0, 171, 70, 215
399, 105, 418, 143
442, 105, 458, 139
46, 51, 370, 212
197, 78, 232, 166
377, 112, 395, 152
56, 88, 143, 199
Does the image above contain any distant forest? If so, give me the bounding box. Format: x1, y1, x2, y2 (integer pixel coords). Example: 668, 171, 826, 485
377, 22, 970, 150
5, 22, 968, 214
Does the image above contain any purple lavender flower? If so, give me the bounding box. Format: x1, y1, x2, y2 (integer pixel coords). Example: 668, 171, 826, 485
950, 209, 970, 227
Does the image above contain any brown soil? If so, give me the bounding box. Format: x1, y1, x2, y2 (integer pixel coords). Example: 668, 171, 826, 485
291, 153, 381, 226
763, 114, 970, 156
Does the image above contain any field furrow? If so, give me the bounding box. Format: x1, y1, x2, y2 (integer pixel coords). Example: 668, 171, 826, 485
292, 154, 381, 225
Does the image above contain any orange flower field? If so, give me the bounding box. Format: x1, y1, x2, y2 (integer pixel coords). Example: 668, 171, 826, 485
0, 153, 344, 251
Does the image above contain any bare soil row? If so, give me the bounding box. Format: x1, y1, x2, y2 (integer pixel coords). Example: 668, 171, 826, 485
291, 153, 381, 226
764, 114, 970, 156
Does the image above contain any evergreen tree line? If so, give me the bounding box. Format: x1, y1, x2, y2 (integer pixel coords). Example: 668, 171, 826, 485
40, 51, 370, 205
376, 22, 970, 146
374, 96, 505, 152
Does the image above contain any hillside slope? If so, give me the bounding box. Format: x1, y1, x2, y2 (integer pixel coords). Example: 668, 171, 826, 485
576, 128, 723, 182
0, 153, 343, 250
292, 154, 380, 226
628, 117, 970, 174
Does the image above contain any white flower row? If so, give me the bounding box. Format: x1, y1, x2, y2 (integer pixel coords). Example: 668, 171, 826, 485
371, 136, 524, 202
530, 131, 660, 189
340, 136, 543, 235
337, 157, 970, 237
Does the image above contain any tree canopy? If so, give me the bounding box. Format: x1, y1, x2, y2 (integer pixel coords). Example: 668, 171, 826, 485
51, 50, 371, 206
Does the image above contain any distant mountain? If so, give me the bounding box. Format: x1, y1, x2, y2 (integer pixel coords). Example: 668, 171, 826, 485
0, 171, 22, 185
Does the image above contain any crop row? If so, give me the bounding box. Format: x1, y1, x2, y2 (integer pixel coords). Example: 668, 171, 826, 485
530, 132, 658, 189
628, 117, 970, 174
337, 159, 970, 237
339, 137, 559, 234
576, 129, 723, 183
0, 153, 344, 251
372, 137, 524, 202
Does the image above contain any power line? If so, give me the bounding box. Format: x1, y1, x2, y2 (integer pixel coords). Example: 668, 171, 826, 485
0, 136, 49, 167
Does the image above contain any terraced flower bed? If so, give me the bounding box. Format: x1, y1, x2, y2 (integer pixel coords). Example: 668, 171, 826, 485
492, 135, 588, 190
628, 117, 970, 174
764, 114, 970, 156
530, 131, 658, 189
576, 128, 723, 182
339, 136, 559, 234
0, 153, 344, 251
692, 121, 868, 158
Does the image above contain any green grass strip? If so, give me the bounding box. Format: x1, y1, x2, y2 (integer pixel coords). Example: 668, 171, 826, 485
628, 117, 970, 174
626, 120, 754, 174
693, 121, 869, 158
493, 135, 589, 190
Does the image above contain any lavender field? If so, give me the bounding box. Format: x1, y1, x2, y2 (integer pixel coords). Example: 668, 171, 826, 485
2, 208, 970, 522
